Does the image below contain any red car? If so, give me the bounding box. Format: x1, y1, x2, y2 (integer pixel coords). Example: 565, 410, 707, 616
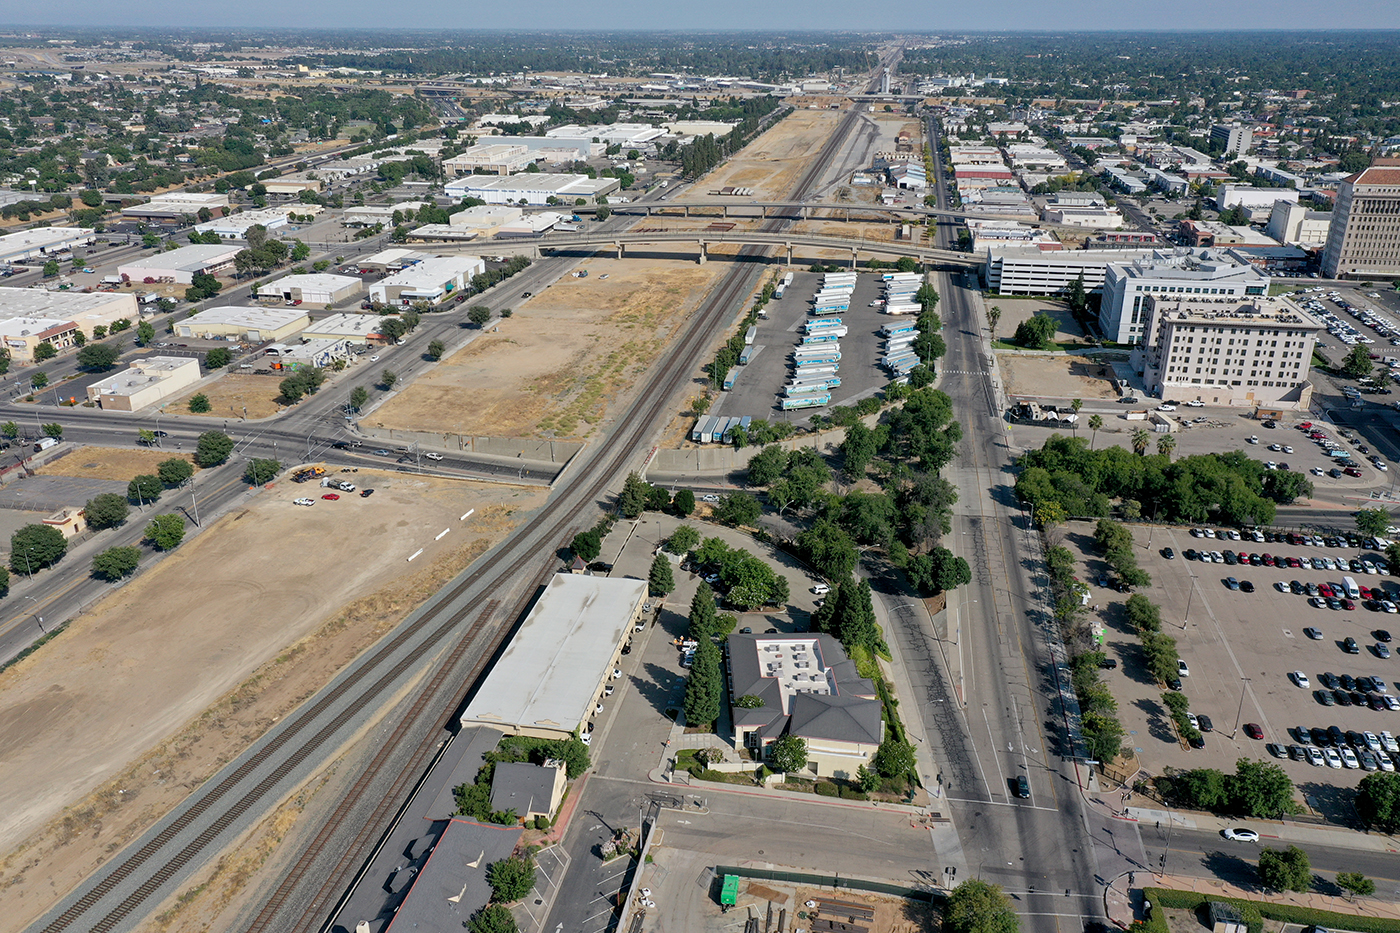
1342, 599, 1356, 611
322, 493, 340, 500
1319, 583, 1334, 598
1244, 723, 1264, 740
1262, 553, 1275, 566
1345, 467, 1364, 477
1299, 421, 1313, 431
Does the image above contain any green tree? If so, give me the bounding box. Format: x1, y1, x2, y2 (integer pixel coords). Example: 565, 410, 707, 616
42, 259, 59, 277
486, 854, 536, 903
136, 320, 156, 346
648, 553, 675, 597
713, 492, 760, 527
10, 524, 68, 573
84, 492, 130, 529
350, 386, 370, 410
840, 421, 878, 480
427, 338, 446, 360
768, 734, 808, 773
1012, 313, 1058, 350
76, 343, 120, 371
672, 489, 696, 516
1356, 771, 1400, 833
32, 341, 57, 363
907, 546, 971, 595
618, 471, 651, 518
855, 764, 879, 793
796, 519, 856, 581
1082, 711, 1125, 765
687, 583, 718, 640
468, 904, 518, 933
1356, 508, 1391, 538
71, 330, 85, 347
194, 431, 234, 467
41, 422, 62, 439
244, 458, 282, 485
1131, 428, 1151, 456
157, 459, 194, 486
0, 421, 16, 439
144, 513, 185, 550
944, 880, 1020, 933
188, 393, 212, 413
1175, 768, 1230, 810
31, 371, 48, 390
683, 638, 722, 727
1229, 757, 1297, 818
127, 474, 163, 504
872, 738, 917, 779
205, 347, 231, 369
380, 369, 397, 389
1342, 345, 1375, 379
92, 545, 141, 581
987, 305, 1002, 337
468, 305, 492, 327
1336, 872, 1376, 898
1257, 845, 1312, 893
666, 524, 700, 554
571, 528, 602, 561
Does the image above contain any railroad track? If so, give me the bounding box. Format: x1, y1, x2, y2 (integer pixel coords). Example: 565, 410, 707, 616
25, 86, 874, 933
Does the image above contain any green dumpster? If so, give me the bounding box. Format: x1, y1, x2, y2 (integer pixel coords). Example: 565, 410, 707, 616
720, 875, 739, 906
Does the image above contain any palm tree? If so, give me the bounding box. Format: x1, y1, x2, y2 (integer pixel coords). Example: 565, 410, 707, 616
987, 305, 1002, 338
1131, 428, 1151, 456
1088, 414, 1103, 449
1157, 434, 1176, 460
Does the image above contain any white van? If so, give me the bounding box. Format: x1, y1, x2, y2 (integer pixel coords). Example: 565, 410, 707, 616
811, 583, 830, 595
1343, 576, 1361, 600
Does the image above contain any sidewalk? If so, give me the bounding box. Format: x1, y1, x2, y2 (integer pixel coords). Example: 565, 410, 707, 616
1104, 869, 1400, 930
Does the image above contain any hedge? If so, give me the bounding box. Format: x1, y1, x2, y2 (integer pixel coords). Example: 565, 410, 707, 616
1142, 887, 1400, 933
815, 781, 839, 797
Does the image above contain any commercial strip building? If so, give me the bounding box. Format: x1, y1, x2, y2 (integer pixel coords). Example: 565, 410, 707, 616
85, 356, 202, 411
727, 633, 882, 779
0, 227, 96, 265
261, 273, 363, 306
0, 316, 80, 362
342, 201, 430, 227
449, 205, 524, 230
442, 144, 534, 176
118, 244, 240, 285
302, 312, 392, 344
1134, 296, 1322, 409
444, 173, 620, 206
174, 305, 310, 342
119, 192, 228, 224
368, 256, 485, 306
264, 337, 352, 368
0, 288, 138, 332
354, 248, 428, 275
547, 122, 665, 147
470, 134, 601, 162
458, 575, 648, 740
1321, 158, 1400, 279
1099, 249, 1270, 344
192, 207, 294, 240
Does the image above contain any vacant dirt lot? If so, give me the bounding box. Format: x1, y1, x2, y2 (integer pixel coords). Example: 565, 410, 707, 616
38, 446, 197, 482
371, 257, 725, 439
991, 297, 1088, 345
999, 354, 1120, 400
700, 110, 845, 201
166, 372, 288, 419
0, 473, 545, 932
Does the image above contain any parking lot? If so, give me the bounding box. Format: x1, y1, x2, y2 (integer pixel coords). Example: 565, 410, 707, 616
712, 271, 894, 425
1063, 519, 1400, 802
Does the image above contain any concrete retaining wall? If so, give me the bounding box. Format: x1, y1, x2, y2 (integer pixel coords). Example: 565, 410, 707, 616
355, 426, 584, 465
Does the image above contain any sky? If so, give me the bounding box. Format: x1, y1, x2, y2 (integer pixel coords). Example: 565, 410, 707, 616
9, 2, 1400, 31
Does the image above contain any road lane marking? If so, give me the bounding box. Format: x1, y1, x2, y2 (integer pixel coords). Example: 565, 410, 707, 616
435, 528, 450, 540
407, 548, 423, 561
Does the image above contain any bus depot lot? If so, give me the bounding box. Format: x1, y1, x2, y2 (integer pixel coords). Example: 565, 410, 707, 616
715, 271, 893, 424
1079, 522, 1399, 789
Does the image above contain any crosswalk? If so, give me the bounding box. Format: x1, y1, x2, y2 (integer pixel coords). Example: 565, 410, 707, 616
942, 369, 989, 376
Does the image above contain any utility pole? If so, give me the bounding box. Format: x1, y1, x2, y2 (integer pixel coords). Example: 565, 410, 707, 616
186, 476, 200, 527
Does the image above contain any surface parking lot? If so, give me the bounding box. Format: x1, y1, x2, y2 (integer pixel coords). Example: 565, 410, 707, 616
1066, 520, 1400, 800
713, 271, 896, 425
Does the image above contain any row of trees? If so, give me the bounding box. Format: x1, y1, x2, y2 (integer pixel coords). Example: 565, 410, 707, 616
1093, 519, 1151, 590
1166, 758, 1298, 818
1125, 593, 1181, 687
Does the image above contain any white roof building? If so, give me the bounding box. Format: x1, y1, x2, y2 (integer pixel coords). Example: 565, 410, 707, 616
118, 244, 241, 285
193, 207, 293, 240
174, 305, 310, 342
0, 288, 137, 330
120, 192, 229, 221
984, 245, 1159, 297
442, 144, 534, 177
444, 173, 620, 206
662, 120, 738, 138
1100, 249, 1271, 344
342, 201, 430, 226
262, 273, 363, 305
0, 227, 96, 264
85, 356, 202, 412
302, 312, 391, 344
449, 205, 524, 229
368, 256, 485, 306
459, 575, 647, 740
546, 123, 665, 146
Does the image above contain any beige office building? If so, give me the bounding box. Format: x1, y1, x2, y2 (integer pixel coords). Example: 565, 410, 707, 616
1321, 158, 1400, 279
87, 357, 202, 411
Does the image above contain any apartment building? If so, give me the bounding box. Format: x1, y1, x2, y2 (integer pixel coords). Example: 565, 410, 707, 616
1136, 296, 1321, 408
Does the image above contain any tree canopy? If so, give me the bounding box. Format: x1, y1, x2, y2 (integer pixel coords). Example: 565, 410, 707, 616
944, 881, 1020, 933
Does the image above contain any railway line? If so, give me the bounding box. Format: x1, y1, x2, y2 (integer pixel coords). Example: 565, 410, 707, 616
22, 82, 874, 933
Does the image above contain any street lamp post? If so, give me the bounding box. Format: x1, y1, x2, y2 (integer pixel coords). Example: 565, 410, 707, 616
186, 476, 200, 527
1181, 574, 1198, 629
1230, 677, 1253, 739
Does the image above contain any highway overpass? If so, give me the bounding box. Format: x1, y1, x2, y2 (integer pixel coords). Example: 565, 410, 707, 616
540, 198, 1005, 224
433, 228, 982, 269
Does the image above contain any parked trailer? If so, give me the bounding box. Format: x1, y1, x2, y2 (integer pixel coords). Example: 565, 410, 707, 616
794, 344, 841, 357
711, 417, 738, 443
823, 273, 858, 284
886, 333, 918, 348
805, 317, 843, 331
881, 322, 918, 336
774, 282, 787, 299
884, 353, 919, 371
738, 346, 755, 365
882, 272, 920, 282
721, 417, 744, 443
788, 375, 842, 390
783, 272, 795, 287
692, 415, 720, 443
744, 325, 757, 345
792, 363, 838, 377
810, 304, 848, 316
784, 382, 832, 397
884, 303, 920, 315
722, 371, 736, 391
802, 328, 848, 343
793, 352, 841, 365
781, 393, 832, 410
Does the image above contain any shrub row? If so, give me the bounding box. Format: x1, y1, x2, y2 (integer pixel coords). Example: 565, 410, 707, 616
1142, 887, 1400, 933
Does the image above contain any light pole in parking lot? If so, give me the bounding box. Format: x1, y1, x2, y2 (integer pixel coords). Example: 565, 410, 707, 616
1179, 574, 1199, 629
1229, 676, 1253, 739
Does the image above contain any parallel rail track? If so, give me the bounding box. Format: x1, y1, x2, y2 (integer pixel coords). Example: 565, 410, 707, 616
27, 87, 873, 933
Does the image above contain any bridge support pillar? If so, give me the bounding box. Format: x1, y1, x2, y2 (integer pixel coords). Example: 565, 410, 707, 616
802, 206, 809, 220
849, 249, 858, 270
615, 242, 624, 259
684, 205, 690, 218
785, 243, 793, 266
698, 242, 707, 264
722, 206, 728, 219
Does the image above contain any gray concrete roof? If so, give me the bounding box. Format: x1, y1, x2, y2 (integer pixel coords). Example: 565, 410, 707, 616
386, 818, 522, 933
460, 575, 646, 735
490, 761, 559, 816
727, 633, 882, 746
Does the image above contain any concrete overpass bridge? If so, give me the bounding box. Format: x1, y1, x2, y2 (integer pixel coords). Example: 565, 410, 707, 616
561, 198, 1004, 224
444, 229, 982, 269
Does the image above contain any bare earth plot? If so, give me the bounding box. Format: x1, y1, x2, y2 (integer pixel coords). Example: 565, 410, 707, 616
991, 297, 1088, 345
999, 355, 1120, 400
0, 472, 546, 933
166, 372, 289, 420
37, 446, 197, 482
699, 110, 845, 201
371, 258, 725, 439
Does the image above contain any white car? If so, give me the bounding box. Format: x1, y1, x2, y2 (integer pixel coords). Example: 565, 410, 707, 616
1290, 671, 1310, 688
294, 497, 315, 506
1311, 468, 1325, 476
370, 355, 380, 362
1382, 731, 1400, 755
580, 731, 591, 746
1178, 659, 1190, 677
700, 494, 720, 503
1274, 581, 1290, 592
1185, 399, 1204, 407
1325, 747, 1343, 768
1157, 404, 1177, 411
424, 452, 444, 461
1247, 435, 1260, 444
1222, 828, 1259, 842
1305, 746, 1325, 767
812, 583, 830, 595
1365, 731, 1383, 752
1341, 747, 1361, 769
